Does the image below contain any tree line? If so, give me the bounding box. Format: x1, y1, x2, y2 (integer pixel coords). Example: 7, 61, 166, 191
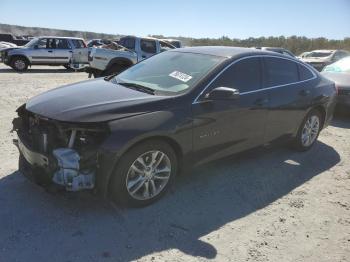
152, 35, 350, 55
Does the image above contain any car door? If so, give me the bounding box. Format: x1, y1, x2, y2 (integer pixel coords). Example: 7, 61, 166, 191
192, 57, 269, 164
29, 38, 55, 64
139, 39, 157, 61
263, 56, 315, 144
53, 38, 72, 64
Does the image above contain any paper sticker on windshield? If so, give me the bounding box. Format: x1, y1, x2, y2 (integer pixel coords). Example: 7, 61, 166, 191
169, 71, 192, 82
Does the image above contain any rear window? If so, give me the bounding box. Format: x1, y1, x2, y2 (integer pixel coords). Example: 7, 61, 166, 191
264, 57, 299, 87
298, 64, 314, 80
119, 37, 135, 50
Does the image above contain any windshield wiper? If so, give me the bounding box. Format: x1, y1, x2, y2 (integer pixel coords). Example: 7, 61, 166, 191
117, 81, 155, 95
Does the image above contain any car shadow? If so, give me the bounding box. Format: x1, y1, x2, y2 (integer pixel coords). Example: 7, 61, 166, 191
0, 141, 340, 261
0, 67, 74, 74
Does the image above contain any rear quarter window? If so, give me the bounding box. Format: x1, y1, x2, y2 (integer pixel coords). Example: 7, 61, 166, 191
298, 64, 314, 81
264, 57, 299, 86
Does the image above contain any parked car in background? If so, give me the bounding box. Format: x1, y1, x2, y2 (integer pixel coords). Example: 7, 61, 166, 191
13, 47, 336, 207
255, 47, 295, 57
301, 49, 350, 71
322, 56, 350, 111
71, 36, 176, 77
0, 41, 17, 49
297, 51, 311, 60
0, 33, 30, 46
161, 39, 183, 48
1, 36, 86, 71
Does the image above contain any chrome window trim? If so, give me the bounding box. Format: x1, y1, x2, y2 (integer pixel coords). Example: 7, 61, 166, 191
192, 55, 317, 104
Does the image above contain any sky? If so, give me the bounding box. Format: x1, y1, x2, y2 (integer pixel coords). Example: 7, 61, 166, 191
0, 0, 349, 39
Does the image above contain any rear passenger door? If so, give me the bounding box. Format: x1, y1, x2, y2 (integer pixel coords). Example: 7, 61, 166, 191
263, 56, 315, 144
53, 38, 72, 64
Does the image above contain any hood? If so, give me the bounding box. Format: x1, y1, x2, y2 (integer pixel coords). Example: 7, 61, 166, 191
26, 78, 169, 123
0, 46, 22, 53
321, 72, 350, 90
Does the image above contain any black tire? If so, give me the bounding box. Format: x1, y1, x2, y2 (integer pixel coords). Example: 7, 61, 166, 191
11, 56, 28, 71
63, 65, 73, 70
109, 140, 178, 207
292, 109, 323, 151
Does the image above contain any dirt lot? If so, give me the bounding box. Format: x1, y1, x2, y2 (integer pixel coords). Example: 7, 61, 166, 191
0, 64, 349, 262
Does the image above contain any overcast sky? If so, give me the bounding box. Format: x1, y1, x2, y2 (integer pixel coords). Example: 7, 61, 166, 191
1, 0, 349, 39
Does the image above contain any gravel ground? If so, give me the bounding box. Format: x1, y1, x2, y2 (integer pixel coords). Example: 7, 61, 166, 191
0, 64, 349, 262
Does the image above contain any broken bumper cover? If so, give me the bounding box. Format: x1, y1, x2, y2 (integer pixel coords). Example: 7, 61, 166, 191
14, 136, 96, 192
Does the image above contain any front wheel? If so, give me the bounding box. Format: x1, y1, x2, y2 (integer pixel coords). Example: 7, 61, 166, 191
11, 57, 28, 71
293, 109, 322, 151
109, 140, 178, 207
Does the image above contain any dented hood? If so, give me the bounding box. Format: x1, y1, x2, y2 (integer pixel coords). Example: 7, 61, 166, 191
26, 78, 167, 122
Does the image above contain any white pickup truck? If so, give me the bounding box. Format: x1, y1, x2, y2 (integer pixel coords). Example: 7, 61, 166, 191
71, 36, 176, 77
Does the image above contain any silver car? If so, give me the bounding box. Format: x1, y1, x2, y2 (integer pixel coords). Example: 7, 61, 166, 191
1, 36, 86, 71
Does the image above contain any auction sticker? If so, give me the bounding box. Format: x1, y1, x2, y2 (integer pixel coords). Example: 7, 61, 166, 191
169, 71, 192, 82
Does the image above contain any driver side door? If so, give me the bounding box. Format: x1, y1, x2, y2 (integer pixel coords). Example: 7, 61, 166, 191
191, 57, 269, 164
29, 38, 56, 64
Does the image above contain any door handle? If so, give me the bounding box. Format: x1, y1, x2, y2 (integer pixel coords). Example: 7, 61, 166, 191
299, 89, 310, 96
142, 55, 146, 58
254, 98, 269, 106
48, 50, 53, 53
69, 50, 73, 53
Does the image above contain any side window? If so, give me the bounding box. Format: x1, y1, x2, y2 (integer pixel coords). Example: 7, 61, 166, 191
264, 57, 299, 87
37, 38, 48, 49
71, 39, 85, 48
298, 64, 314, 81
119, 37, 135, 50
55, 39, 70, 49
212, 57, 262, 93
140, 39, 157, 54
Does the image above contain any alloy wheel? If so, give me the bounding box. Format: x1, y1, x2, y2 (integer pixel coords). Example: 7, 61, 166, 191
14, 59, 26, 70
301, 115, 320, 147
126, 150, 172, 200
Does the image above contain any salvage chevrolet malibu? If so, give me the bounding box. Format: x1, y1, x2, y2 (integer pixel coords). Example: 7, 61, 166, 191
13, 47, 337, 207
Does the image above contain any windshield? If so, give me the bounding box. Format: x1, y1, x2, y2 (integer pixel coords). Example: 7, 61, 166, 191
309, 52, 333, 58
323, 56, 350, 73
24, 38, 39, 47
114, 51, 224, 94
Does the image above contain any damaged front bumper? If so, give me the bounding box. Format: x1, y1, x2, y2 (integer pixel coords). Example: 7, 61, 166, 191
13, 106, 111, 192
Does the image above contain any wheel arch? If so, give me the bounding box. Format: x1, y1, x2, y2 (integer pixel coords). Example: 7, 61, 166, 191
104, 135, 184, 198
9, 54, 30, 65
311, 105, 327, 129
105, 57, 134, 71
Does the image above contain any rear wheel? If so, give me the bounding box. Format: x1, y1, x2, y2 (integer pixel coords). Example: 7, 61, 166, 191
293, 109, 322, 151
11, 56, 28, 71
109, 140, 178, 207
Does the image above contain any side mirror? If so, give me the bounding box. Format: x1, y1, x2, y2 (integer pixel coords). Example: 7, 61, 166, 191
34, 45, 38, 49
205, 87, 240, 100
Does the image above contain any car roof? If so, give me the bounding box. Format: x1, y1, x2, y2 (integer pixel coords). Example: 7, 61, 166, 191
38, 36, 84, 40
170, 46, 282, 58
312, 50, 336, 53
